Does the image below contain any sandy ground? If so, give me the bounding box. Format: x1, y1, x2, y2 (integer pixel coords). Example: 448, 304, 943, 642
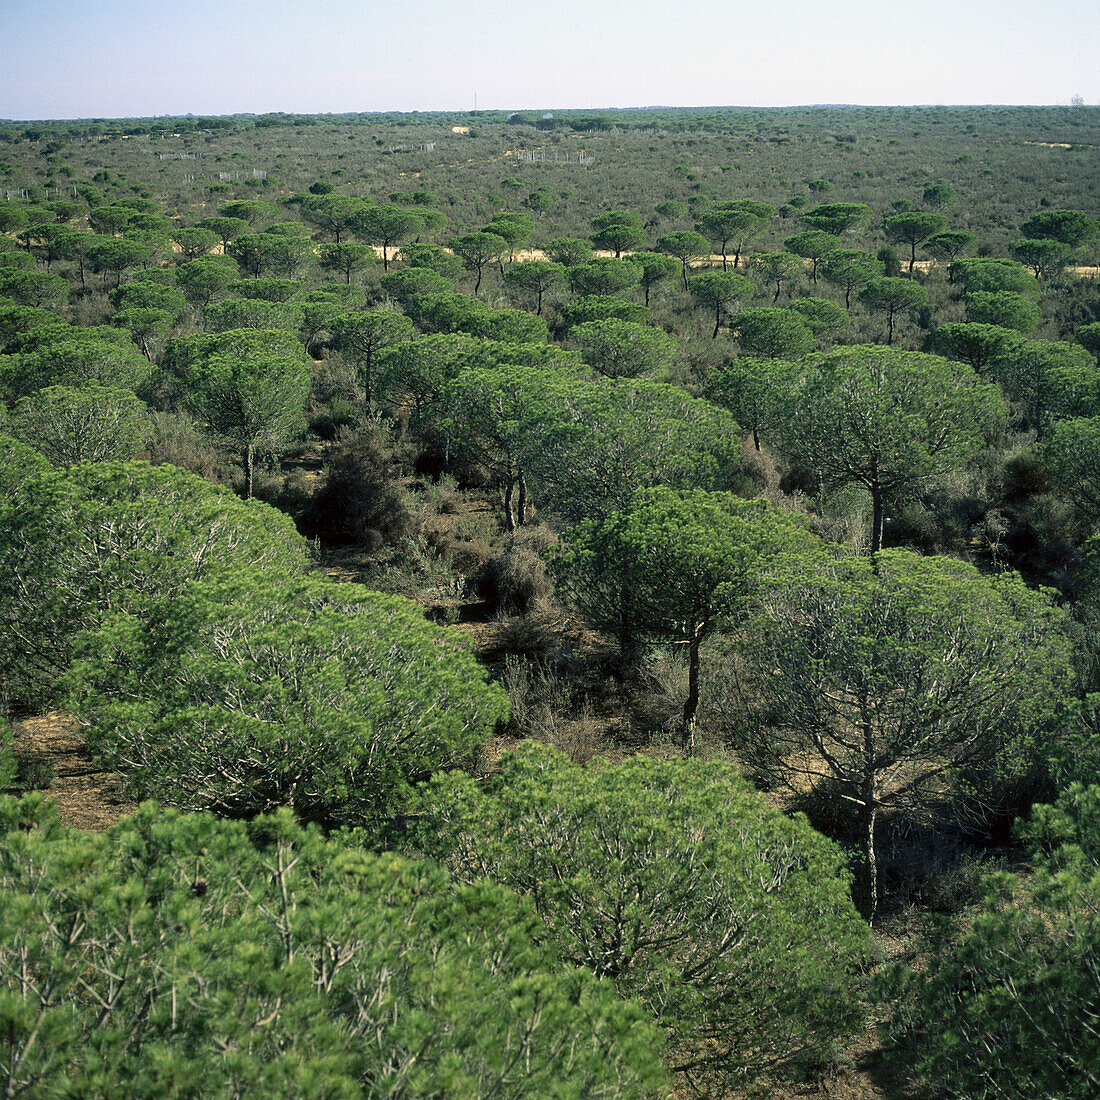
11, 712, 136, 830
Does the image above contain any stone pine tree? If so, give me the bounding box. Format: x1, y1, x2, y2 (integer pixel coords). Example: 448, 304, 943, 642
416, 743, 871, 1096
774, 346, 1006, 552
168, 328, 311, 498
554, 487, 820, 750
735, 550, 1072, 922
687, 270, 752, 337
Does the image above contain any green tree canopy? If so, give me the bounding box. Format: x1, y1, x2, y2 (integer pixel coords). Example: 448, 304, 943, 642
483, 210, 533, 262
175, 256, 237, 308
1020, 208, 1098, 248
228, 232, 314, 279
379, 265, 453, 306
992, 340, 1100, 434
376, 332, 481, 415
965, 289, 1041, 333
0, 300, 64, 353
0, 461, 308, 710
928, 321, 1026, 375
415, 743, 870, 1095
569, 318, 679, 378
687, 270, 753, 337
883, 211, 948, 273
751, 250, 804, 302
201, 297, 304, 335
655, 230, 710, 288
706, 355, 793, 451
332, 309, 416, 406
775, 346, 1006, 550
0, 267, 70, 310
501, 259, 564, 315
217, 199, 280, 227
449, 231, 508, 294
734, 306, 815, 359
66, 571, 509, 827
166, 328, 311, 497
404, 290, 492, 334
462, 306, 548, 345
565, 256, 641, 298
589, 209, 645, 257
171, 225, 219, 262
543, 236, 593, 267
522, 186, 555, 216
318, 240, 375, 284
1009, 237, 1074, 278
10, 383, 149, 466
0, 797, 667, 1097
558, 295, 650, 330
1, 333, 152, 402
1079, 321, 1100, 361
438, 360, 585, 530
111, 279, 188, 319
799, 202, 873, 236
924, 230, 975, 272
298, 192, 371, 242
697, 202, 768, 270
554, 487, 820, 743
1042, 416, 1100, 527
86, 204, 134, 235
951, 257, 1039, 297
351, 204, 425, 270
87, 237, 152, 288
195, 214, 250, 250
399, 241, 464, 279
784, 229, 840, 283
735, 550, 1073, 920
895, 783, 1100, 1098
625, 250, 680, 305
922, 180, 957, 209
526, 377, 741, 522
859, 276, 928, 344
790, 296, 849, 338
822, 248, 883, 308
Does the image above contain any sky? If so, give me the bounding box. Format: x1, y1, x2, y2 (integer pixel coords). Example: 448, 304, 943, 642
1, 0, 1097, 120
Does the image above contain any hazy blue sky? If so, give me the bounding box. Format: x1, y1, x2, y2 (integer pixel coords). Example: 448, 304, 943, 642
1, 0, 1097, 119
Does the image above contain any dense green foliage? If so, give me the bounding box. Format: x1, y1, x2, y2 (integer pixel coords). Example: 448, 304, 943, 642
66, 571, 509, 828
0, 796, 668, 1098
2, 103, 1100, 1094
772, 346, 1007, 551
553, 488, 820, 745
9, 383, 149, 465
0, 461, 309, 710
735, 550, 1074, 919
892, 784, 1100, 1098
416, 743, 870, 1095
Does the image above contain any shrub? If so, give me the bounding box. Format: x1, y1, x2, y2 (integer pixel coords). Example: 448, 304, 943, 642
297, 430, 411, 549
470, 526, 555, 615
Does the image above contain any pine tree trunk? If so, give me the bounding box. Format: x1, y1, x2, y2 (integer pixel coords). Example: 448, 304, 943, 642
516, 471, 527, 526
871, 475, 884, 553
858, 798, 879, 925
681, 629, 702, 755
